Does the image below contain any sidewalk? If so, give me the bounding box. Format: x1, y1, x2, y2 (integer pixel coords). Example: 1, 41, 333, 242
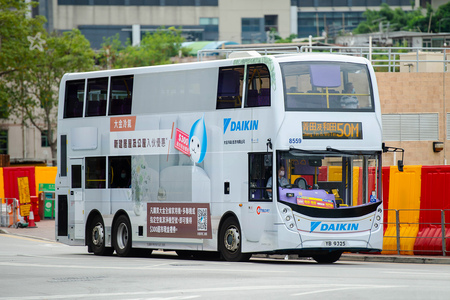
2, 220, 450, 264
0, 219, 56, 242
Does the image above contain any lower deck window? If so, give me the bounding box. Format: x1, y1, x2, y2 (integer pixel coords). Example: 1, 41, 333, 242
85, 157, 106, 189
109, 156, 131, 188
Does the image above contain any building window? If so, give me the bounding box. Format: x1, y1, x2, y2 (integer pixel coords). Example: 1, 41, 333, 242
382, 113, 438, 141
242, 18, 261, 32
199, 17, 218, 25
264, 15, 278, 32
0, 129, 7, 154
242, 18, 265, 44
41, 130, 51, 147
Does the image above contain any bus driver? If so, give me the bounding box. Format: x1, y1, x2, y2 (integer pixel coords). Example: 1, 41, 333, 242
266, 165, 289, 198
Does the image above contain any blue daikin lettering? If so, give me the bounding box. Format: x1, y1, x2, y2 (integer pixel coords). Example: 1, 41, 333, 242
310, 221, 322, 233
223, 118, 259, 134
310, 222, 359, 232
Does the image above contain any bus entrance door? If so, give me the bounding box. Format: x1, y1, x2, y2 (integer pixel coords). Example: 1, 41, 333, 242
69, 158, 85, 240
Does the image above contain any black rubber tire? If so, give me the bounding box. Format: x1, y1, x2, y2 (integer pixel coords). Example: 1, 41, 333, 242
112, 215, 133, 257
312, 251, 343, 264
88, 215, 113, 256
219, 216, 251, 262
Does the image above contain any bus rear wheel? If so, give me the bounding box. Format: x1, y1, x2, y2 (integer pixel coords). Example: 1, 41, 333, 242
312, 251, 343, 264
113, 215, 133, 257
219, 216, 251, 262
89, 215, 113, 256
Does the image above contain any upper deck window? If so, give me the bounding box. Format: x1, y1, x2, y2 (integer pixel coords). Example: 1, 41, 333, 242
216, 66, 244, 109
245, 64, 271, 108
281, 62, 374, 112
85, 77, 108, 117
64, 80, 85, 118
109, 75, 133, 115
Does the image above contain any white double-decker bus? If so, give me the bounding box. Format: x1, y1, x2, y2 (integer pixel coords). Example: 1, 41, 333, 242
55, 50, 384, 263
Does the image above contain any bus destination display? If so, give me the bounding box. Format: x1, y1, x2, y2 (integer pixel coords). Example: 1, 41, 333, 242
302, 122, 362, 139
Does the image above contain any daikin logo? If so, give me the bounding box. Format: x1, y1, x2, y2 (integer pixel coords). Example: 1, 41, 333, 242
310, 221, 359, 232
223, 118, 259, 134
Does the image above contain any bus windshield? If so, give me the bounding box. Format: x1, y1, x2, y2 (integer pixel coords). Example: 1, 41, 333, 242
281, 61, 374, 111
275, 149, 380, 208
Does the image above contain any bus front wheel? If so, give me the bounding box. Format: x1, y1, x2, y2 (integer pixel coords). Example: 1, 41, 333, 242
89, 215, 113, 256
219, 217, 251, 262
113, 215, 133, 257
312, 251, 343, 264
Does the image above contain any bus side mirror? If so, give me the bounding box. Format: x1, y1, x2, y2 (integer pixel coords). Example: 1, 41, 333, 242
398, 160, 404, 172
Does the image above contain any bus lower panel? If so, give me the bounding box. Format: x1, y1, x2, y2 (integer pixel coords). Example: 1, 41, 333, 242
253, 248, 381, 257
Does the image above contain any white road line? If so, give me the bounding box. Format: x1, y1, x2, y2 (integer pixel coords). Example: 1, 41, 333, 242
384, 271, 450, 276
0, 284, 406, 300
0, 261, 286, 274
291, 285, 397, 296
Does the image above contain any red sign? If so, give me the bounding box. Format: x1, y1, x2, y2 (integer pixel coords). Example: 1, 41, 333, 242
174, 128, 190, 156
147, 203, 212, 239
110, 116, 136, 132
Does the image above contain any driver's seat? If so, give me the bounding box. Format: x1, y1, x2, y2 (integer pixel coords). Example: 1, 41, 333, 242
294, 177, 308, 189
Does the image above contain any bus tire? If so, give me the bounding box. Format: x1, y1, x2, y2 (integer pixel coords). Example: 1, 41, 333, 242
312, 251, 343, 264
89, 215, 113, 256
112, 215, 133, 257
219, 216, 251, 262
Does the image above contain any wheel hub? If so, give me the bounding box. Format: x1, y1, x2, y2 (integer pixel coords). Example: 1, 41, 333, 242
224, 227, 240, 252
117, 223, 129, 250
92, 222, 104, 246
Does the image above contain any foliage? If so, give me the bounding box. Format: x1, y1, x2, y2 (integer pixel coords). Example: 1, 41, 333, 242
22, 29, 95, 160
354, 2, 450, 34
0, 0, 95, 162
98, 27, 185, 69
434, 2, 450, 33
275, 34, 298, 44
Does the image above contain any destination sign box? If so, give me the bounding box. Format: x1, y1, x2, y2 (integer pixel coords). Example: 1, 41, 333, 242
302, 122, 362, 139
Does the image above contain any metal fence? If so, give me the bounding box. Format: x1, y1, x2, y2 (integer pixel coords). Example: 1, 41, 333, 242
301, 46, 449, 73
199, 45, 450, 73
383, 209, 450, 256
0, 198, 19, 228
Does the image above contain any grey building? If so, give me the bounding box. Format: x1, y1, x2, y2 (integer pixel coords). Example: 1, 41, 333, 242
33, 0, 432, 49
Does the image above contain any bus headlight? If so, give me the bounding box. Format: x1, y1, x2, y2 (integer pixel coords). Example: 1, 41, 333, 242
286, 216, 291, 221
374, 223, 379, 229
282, 208, 288, 214
376, 215, 381, 221
289, 223, 294, 229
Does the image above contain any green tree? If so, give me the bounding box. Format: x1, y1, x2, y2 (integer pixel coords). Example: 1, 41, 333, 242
275, 33, 298, 43
100, 27, 185, 69
1, 0, 95, 163
97, 33, 124, 70
434, 2, 450, 33
22, 29, 96, 161
353, 3, 439, 34
0, 0, 46, 118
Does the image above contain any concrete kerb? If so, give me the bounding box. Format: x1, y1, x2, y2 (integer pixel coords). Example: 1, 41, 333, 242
2, 222, 450, 264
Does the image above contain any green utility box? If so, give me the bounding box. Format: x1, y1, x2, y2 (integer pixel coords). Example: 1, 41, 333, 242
39, 183, 55, 219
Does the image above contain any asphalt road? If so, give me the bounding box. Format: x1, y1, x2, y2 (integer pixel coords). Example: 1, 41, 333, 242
2, 233, 450, 300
